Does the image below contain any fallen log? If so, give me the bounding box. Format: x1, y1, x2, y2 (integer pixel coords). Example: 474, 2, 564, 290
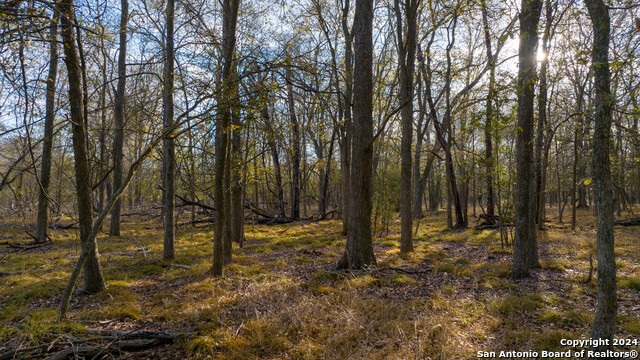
179, 216, 216, 226
245, 202, 276, 219
0, 270, 25, 277
85, 329, 184, 340
55, 222, 77, 230
614, 218, 640, 226
0, 329, 186, 360
251, 217, 294, 225
45, 339, 162, 360
474, 223, 513, 230
176, 194, 215, 212
6, 239, 51, 250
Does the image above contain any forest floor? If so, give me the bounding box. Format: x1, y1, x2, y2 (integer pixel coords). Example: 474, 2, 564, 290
1, 208, 639, 359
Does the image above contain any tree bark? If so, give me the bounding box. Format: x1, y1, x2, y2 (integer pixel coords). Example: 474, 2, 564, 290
340, 0, 353, 236
513, 0, 542, 279
286, 67, 301, 221
36, 13, 58, 243
481, 0, 495, 217
213, 0, 240, 275
262, 105, 286, 218
162, 0, 176, 260
231, 81, 244, 247
536, 0, 552, 229
337, 0, 376, 269
585, 0, 616, 351
394, 0, 419, 253
57, 0, 106, 293
412, 70, 427, 219
110, 0, 128, 237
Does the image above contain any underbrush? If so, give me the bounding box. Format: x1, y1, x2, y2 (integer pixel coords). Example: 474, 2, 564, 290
1, 208, 639, 358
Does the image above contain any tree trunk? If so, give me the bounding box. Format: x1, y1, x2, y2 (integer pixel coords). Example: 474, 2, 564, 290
337, 0, 376, 270
394, 0, 418, 253
585, 0, 616, 351
536, 1, 552, 230
213, 0, 240, 275
513, 0, 542, 279
162, 0, 176, 260
287, 68, 301, 221
110, 0, 128, 237
36, 14, 58, 243
572, 127, 578, 230
263, 106, 286, 218
340, 0, 353, 236
441, 15, 465, 229
231, 84, 244, 247
412, 71, 427, 219
320, 128, 336, 216
481, 0, 495, 218
57, 0, 106, 293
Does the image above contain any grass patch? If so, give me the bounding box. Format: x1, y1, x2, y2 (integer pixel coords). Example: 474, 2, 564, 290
618, 276, 640, 290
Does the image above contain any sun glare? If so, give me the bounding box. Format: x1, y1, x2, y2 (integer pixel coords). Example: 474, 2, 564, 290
537, 47, 547, 62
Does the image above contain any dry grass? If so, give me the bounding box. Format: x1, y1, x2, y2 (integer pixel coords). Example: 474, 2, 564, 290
0, 207, 639, 359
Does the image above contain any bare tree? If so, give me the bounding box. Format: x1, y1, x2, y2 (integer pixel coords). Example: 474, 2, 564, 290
162, 0, 176, 260
35, 13, 58, 243
213, 0, 240, 275
57, 0, 106, 293
110, 0, 129, 237
337, 0, 376, 269
394, 0, 420, 253
585, 0, 616, 350
513, 0, 542, 278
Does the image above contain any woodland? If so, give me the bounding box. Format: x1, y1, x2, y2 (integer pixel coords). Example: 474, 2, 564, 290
0, 0, 639, 358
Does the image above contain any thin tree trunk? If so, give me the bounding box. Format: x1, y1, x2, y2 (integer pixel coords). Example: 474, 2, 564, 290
262, 105, 286, 218
36, 14, 58, 243
162, 0, 176, 260
110, 0, 128, 236
213, 0, 240, 275
394, 0, 419, 253
442, 15, 465, 229
481, 0, 495, 217
231, 80, 244, 246
572, 128, 578, 230
287, 67, 301, 221
536, 1, 552, 229
340, 0, 353, 236
320, 128, 336, 216
412, 71, 427, 219
585, 0, 616, 350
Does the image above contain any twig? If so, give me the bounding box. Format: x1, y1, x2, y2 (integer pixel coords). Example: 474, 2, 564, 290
128, 236, 149, 258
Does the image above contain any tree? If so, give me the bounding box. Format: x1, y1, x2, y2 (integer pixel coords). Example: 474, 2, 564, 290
35, 13, 58, 243
481, 0, 495, 218
110, 0, 129, 237
337, 0, 376, 269
585, 0, 616, 350
162, 0, 176, 260
340, 0, 353, 236
394, 0, 420, 253
513, 0, 542, 279
286, 64, 301, 221
213, 0, 240, 275
57, 0, 106, 293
